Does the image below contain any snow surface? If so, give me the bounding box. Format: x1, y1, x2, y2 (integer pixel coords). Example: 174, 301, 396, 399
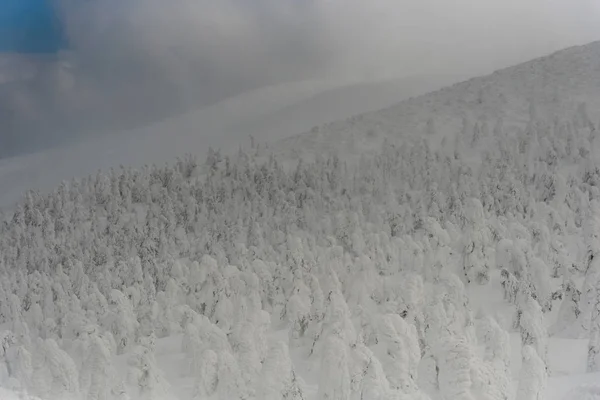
0, 387, 42, 400
2, 41, 600, 400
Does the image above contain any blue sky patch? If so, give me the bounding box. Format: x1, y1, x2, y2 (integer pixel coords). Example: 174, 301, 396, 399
0, 0, 66, 53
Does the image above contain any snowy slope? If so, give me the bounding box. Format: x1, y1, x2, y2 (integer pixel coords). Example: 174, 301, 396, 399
276, 41, 600, 162
0, 74, 457, 210
2, 41, 600, 400
0, 387, 42, 400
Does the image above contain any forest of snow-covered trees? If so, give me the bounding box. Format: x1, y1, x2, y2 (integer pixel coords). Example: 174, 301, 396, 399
0, 96, 600, 400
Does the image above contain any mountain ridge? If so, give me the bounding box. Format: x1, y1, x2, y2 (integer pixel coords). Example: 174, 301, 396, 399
275, 40, 600, 162
0, 74, 459, 209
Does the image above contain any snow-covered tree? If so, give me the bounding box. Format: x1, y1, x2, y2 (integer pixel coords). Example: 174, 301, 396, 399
577, 256, 600, 338
377, 314, 412, 392
528, 256, 553, 312
4, 344, 32, 392
257, 341, 305, 400
587, 276, 600, 372
585, 200, 600, 272
103, 289, 138, 354
358, 354, 393, 400
551, 277, 581, 336
376, 313, 421, 393
32, 338, 80, 400
517, 287, 548, 365
588, 328, 600, 373
500, 268, 519, 304
516, 346, 546, 400
216, 352, 249, 400
475, 316, 511, 400
461, 198, 491, 285
309, 274, 356, 357
496, 238, 527, 281
230, 319, 262, 393
192, 349, 218, 399
287, 274, 312, 348
437, 335, 476, 400
127, 341, 170, 400
401, 273, 426, 349
80, 332, 118, 400
317, 334, 351, 400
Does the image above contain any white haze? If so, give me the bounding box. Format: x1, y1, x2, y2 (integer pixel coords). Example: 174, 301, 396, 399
54, 0, 600, 81
0, 0, 599, 157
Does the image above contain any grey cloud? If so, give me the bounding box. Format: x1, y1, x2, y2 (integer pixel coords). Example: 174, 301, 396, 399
1, 0, 599, 157
48, 0, 600, 84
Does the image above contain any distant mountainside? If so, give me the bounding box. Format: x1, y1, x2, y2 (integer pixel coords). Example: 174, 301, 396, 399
0, 74, 458, 209
0, 51, 258, 157
276, 41, 600, 162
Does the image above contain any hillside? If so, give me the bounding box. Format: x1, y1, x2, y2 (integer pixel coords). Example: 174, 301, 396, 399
276, 41, 600, 162
0, 73, 457, 209
1, 42, 600, 400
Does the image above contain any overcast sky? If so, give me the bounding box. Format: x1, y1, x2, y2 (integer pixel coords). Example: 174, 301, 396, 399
52, 0, 600, 80
1, 0, 600, 157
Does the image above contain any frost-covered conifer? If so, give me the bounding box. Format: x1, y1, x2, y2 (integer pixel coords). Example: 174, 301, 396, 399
0, 283, 12, 324
528, 256, 553, 312
32, 338, 80, 400
191, 348, 218, 399
152, 291, 176, 338
345, 255, 381, 310
437, 335, 476, 400
81, 333, 116, 400
496, 238, 528, 280
26, 303, 44, 337
103, 289, 138, 354
317, 333, 351, 400
477, 316, 510, 368
588, 328, 600, 373
585, 200, 600, 270
377, 313, 420, 393
418, 352, 439, 396
517, 288, 548, 365
310, 274, 356, 357
461, 198, 491, 285
12, 319, 32, 350
475, 316, 511, 400
230, 319, 261, 393
212, 290, 234, 333
577, 255, 600, 338
500, 269, 519, 304
516, 346, 546, 400
127, 342, 170, 400
286, 273, 312, 348
424, 297, 449, 351
360, 355, 392, 400
84, 284, 109, 327
4, 344, 32, 392
587, 277, 600, 372
216, 351, 249, 400
258, 341, 305, 400
552, 277, 582, 337
401, 273, 426, 345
